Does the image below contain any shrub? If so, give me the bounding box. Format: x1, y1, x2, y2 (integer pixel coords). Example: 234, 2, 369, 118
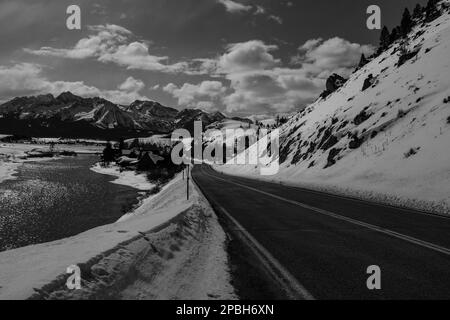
354, 110, 372, 125
397, 47, 419, 67
148, 185, 162, 195
404, 147, 420, 158
349, 134, 364, 150
146, 162, 184, 186
397, 109, 408, 118
324, 148, 342, 168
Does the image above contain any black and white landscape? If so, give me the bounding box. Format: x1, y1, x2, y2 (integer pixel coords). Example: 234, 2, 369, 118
1, 0, 450, 301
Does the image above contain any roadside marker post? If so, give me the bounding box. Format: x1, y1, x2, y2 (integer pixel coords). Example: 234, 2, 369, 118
187, 165, 190, 200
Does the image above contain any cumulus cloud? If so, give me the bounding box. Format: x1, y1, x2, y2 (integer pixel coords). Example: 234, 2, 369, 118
22, 23, 373, 116
202, 40, 321, 114
0, 63, 149, 105
25, 24, 194, 74
217, 0, 252, 13
0, 63, 48, 97
292, 37, 375, 78
118, 76, 145, 93
98, 41, 188, 73
163, 80, 226, 109
217, 40, 280, 74
24, 25, 132, 60
223, 68, 323, 114
208, 37, 373, 115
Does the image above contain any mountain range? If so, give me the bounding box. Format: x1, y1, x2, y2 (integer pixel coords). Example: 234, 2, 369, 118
0, 92, 227, 140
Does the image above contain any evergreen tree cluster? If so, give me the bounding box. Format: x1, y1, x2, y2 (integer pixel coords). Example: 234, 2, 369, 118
378, 0, 442, 52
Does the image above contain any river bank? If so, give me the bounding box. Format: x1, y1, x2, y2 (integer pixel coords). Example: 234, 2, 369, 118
0, 153, 146, 252
0, 142, 102, 184
0, 174, 236, 300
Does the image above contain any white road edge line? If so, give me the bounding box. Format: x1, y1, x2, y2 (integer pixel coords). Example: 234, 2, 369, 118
202, 168, 450, 257
212, 168, 450, 220
193, 169, 315, 300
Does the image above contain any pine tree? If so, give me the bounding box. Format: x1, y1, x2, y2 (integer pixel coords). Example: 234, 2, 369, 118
118, 138, 125, 156
425, 0, 440, 22
379, 26, 391, 49
413, 3, 423, 20
358, 53, 369, 68
102, 142, 115, 165
401, 8, 413, 37
390, 26, 401, 43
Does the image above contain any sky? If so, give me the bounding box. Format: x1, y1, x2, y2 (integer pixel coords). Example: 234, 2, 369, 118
0, 0, 428, 118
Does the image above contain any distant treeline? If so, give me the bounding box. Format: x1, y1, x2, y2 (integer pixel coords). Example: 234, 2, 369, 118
0, 117, 154, 141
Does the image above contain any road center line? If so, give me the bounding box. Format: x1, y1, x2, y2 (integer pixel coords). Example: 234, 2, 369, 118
200, 167, 450, 257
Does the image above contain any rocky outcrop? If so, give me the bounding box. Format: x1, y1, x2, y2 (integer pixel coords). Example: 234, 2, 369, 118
320, 74, 347, 100
362, 74, 375, 91
326, 74, 347, 92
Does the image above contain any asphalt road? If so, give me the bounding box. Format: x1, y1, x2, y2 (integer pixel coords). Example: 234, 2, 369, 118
192, 165, 450, 300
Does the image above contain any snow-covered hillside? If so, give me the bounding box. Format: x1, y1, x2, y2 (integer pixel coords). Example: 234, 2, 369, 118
204, 119, 257, 145
215, 3, 450, 214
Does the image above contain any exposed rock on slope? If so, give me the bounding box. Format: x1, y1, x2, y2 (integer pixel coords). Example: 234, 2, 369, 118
320, 74, 347, 99
326, 74, 347, 93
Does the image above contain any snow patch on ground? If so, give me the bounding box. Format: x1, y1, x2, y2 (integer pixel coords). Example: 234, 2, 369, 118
0, 143, 102, 184
0, 161, 20, 184
0, 173, 235, 300
90, 163, 154, 191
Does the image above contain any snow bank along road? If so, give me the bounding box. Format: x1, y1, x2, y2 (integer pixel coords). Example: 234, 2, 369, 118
0, 174, 235, 300
192, 165, 450, 300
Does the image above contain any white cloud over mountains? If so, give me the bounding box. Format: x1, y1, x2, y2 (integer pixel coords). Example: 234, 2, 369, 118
0, 63, 148, 105
292, 37, 375, 78
217, 40, 280, 73
25, 24, 193, 74
163, 37, 374, 115
163, 80, 226, 110
118, 76, 145, 93
25, 25, 132, 60
21, 22, 374, 116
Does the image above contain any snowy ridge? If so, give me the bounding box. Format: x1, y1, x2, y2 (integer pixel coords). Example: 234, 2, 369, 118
204, 119, 258, 145
215, 4, 450, 214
